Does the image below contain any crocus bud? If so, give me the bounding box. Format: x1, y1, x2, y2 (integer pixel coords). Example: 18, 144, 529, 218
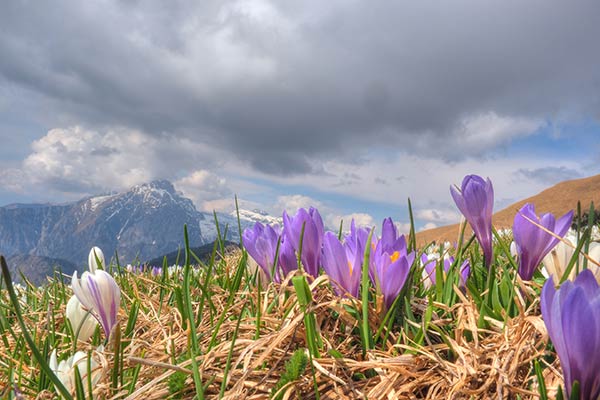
379, 218, 407, 256
72, 270, 120, 339
421, 253, 438, 289
321, 231, 363, 298
243, 222, 281, 282
421, 253, 470, 289
282, 207, 324, 277
450, 175, 494, 268
510, 241, 518, 259
88, 247, 105, 272
66, 295, 98, 342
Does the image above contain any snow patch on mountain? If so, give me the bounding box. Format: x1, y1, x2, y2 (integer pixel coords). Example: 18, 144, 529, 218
235, 209, 281, 226
197, 209, 280, 243
89, 194, 116, 211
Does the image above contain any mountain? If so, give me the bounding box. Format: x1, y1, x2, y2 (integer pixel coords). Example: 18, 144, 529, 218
0, 180, 273, 281
0, 180, 204, 265
417, 174, 600, 245
5, 254, 77, 286
145, 240, 240, 267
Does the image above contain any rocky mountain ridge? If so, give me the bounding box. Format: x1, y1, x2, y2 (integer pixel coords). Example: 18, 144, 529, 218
0, 180, 271, 280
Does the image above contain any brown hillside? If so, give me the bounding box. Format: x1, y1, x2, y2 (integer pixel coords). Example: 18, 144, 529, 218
417, 173, 600, 245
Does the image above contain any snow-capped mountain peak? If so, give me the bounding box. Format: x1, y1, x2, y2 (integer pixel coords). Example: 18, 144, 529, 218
235, 209, 281, 226
0, 180, 279, 268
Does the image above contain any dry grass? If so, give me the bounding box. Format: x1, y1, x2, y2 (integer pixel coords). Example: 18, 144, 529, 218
0, 251, 562, 400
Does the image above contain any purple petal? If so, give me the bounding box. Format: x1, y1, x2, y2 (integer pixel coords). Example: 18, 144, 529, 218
380, 255, 411, 308
277, 238, 299, 281
381, 218, 397, 250
560, 287, 597, 398
322, 232, 360, 297
514, 204, 574, 280
451, 175, 494, 267
282, 207, 323, 277
541, 273, 600, 399
72, 270, 120, 338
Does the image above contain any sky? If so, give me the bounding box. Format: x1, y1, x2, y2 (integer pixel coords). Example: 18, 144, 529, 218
1, 1, 600, 232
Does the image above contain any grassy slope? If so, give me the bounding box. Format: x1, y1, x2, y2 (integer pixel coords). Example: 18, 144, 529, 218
417, 173, 600, 245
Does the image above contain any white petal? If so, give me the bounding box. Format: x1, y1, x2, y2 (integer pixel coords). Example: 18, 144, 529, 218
66, 295, 98, 342
88, 247, 105, 273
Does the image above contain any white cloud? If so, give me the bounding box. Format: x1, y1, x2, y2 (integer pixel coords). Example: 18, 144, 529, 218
0, 168, 26, 192
174, 170, 231, 211
273, 194, 324, 215
10, 126, 224, 198
416, 208, 462, 225
451, 112, 542, 155
420, 222, 438, 231
234, 148, 586, 229
200, 198, 237, 213
270, 195, 379, 232
403, 112, 543, 160
394, 222, 413, 235
327, 212, 376, 232
23, 127, 149, 190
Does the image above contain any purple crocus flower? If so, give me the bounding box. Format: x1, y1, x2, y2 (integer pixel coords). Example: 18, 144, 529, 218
513, 203, 573, 280
450, 175, 494, 268
283, 207, 324, 277
369, 218, 408, 283
456, 258, 471, 287
321, 231, 363, 297
541, 270, 600, 399
372, 245, 415, 309
346, 219, 372, 259
277, 238, 300, 282
421, 254, 437, 288
243, 222, 281, 281
379, 217, 407, 255
421, 254, 470, 288
72, 269, 120, 339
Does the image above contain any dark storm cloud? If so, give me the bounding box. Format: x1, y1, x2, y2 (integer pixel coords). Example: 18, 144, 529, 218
1, 0, 600, 174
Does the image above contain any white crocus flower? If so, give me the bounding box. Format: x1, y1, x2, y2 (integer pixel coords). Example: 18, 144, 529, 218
542, 237, 600, 284
72, 270, 120, 340
66, 295, 98, 342
72, 247, 120, 340
591, 225, 600, 241
543, 239, 578, 284
510, 241, 518, 259
586, 242, 600, 282
49, 347, 104, 398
